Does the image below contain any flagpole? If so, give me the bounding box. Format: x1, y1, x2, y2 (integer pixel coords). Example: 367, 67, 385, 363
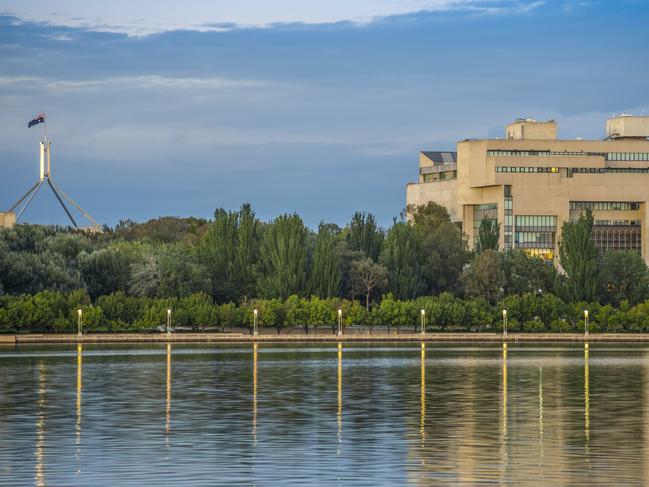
44, 114, 47, 141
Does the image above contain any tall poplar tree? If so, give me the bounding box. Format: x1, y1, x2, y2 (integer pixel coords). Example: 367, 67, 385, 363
380, 221, 425, 300
309, 223, 341, 298
347, 212, 384, 262
257, 214, 308, 299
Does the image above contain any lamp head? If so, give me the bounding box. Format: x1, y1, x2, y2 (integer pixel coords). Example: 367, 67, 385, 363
503, 309, 507, 317
421, 309, 425, 316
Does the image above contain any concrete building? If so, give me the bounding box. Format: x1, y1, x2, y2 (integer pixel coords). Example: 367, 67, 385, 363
406, 115, 649, 262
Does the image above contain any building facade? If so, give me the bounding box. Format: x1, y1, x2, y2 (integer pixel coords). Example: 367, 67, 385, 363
406, 115, 649, 262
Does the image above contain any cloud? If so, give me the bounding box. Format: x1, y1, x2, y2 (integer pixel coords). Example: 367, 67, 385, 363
2, 0, 545, 36
0, 75, 267, 93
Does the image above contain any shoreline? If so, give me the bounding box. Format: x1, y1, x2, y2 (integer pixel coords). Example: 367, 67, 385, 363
2, 332, 649, 344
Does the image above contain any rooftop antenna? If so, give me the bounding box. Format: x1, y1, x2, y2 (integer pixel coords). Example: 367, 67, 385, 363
6, 113, 102, 232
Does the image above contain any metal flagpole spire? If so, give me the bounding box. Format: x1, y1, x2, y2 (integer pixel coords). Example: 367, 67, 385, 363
2, 113, 103, 232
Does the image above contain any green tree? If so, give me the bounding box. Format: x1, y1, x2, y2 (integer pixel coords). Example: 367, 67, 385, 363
501, 249, 553, 295
556, 209, 598, 302
346, 212, 384, 262
257, 214, 308, 299
461, 250, 506, 304
476, 219, 500, 253
409, 203, 470, 294
309, 223, 341, 298
350, 257, 388, 310
597, 251, 649, 306
380, 221, 425, 300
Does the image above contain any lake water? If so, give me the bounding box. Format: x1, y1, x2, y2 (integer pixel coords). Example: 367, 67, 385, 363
0, 342, 648, 485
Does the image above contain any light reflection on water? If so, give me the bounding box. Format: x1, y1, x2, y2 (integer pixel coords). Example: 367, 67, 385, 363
1, 342, 649, 485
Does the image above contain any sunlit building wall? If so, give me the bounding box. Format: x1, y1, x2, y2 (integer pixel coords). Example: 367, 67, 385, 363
406, 115, 649, 261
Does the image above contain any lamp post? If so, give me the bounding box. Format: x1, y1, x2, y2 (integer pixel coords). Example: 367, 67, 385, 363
584, 309, 589, 338
502, 309, 508, 338
77, 308, 83, 337
420, 309, 426, 336
253, 308, 258, 337
166, 308, 171, 336
337, 308, 342, 337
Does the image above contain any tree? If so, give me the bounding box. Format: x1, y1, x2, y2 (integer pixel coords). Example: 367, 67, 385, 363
309, 223, 342, 298
257, 214, 308, 299
346, 212, 384, 262
199, 204, 261, 302
501, 250, 553, 296
350, 257, 388, 310
476, 219, 500, 253
597, 251, 649, 306
556, 209, 598, 302
380, 221, 425, 300
461, 250, 506, 304
409, 203, 470, 294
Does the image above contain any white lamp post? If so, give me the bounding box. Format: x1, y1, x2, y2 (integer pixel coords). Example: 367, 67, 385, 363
253, 308, 258, 337
502, 309, 508, 338
584, 309, 589, 338
77, 308, 83, 337
420, 309, 426, 336
166, 308, 172, 336
337, 308, 343, 337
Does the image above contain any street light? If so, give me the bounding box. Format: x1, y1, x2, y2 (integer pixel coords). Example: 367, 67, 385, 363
253, 308, 258, 337
502, 309, 508, 338
420, 309, 426, 336
337, 308, 343, 337
166, 308, 172, 336
584, 309, 589, 337
77, 308, 83, 337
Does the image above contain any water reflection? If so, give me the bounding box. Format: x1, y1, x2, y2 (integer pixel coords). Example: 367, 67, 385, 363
76, 344, 83, 475
420, 343, 426, 449
539, 366, 544, 459
35, 362, 46, 487
501, 343, 508, 479
253, 343, 258, 447
584, 344, 590, 444
165, 343, 171, 451
4, 343, 649, 485
337, 342, 342, 454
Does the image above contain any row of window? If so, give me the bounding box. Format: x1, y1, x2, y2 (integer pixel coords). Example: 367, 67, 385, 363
496, 166, 560, 173
569, 201, 640, 211
592, 227, 641, 253
497, 166, 649, 175
488, 150, 649, 161
515, 215, 557, 228
607, 153, 649, 161
594, 220, 641, 226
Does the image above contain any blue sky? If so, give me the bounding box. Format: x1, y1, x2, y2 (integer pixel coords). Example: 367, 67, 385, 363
1, 0, 648, 228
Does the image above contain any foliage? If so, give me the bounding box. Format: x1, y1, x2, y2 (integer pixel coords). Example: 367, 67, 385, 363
475, 219, 500, 253
257, 214, 308, 300
350, 257, 388, 310
461, 250, 506, 304
556, 209, 598, 302
346, 212, 384, 262
309, 224, 342, 298
380, 221, 425, 300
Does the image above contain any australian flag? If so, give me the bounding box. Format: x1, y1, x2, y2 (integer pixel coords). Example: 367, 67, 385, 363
27, 113, 46, 128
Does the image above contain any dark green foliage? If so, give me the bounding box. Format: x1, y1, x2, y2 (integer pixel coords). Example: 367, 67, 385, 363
501, 250, 553, 295
257, 214, 308, 299
409, 203, 470, 294
309, 223, 342, 298
198, 204, 260, 301
475, 219, 500, 253
380, 221, 425, 300
461, 250, 505, 304
346, 212, 384, 262
597, 251, 649, 306
556, 209, 598, 302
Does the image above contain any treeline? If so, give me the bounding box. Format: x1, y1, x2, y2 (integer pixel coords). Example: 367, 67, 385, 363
1, 202, 648, 332
3, 290, 649, 334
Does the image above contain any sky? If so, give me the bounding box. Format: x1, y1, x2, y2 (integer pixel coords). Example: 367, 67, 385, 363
0, 0, 648, 228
